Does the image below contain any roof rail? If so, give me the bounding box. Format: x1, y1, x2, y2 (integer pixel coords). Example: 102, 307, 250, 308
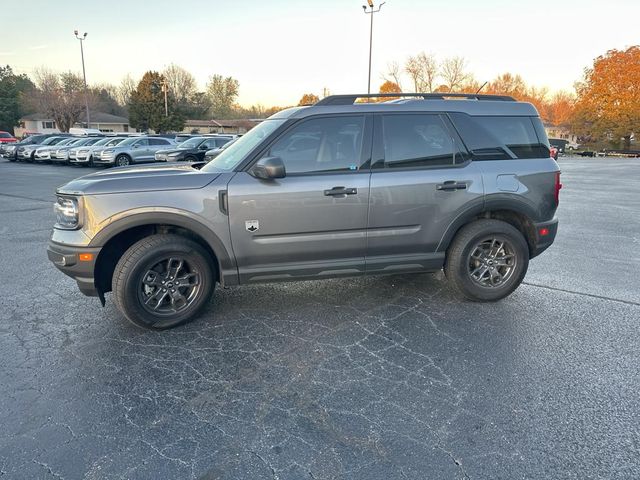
315, 93, 516, 106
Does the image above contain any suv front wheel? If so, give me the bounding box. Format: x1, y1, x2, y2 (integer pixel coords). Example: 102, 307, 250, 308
445, 219, 529, 301
112, 234, 215, 329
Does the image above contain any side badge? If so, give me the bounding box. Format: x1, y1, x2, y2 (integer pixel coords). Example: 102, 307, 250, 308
245, 220, 259, 232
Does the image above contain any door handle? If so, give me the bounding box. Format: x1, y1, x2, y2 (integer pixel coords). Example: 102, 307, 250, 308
436, 181, 467, 191
324, 186, 357, 196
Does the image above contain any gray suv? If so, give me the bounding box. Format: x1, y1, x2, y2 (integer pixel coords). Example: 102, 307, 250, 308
92, 136, 175, 167
48, 93, 561, 330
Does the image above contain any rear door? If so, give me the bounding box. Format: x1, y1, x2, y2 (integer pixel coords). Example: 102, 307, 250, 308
366, 113, 484, 273
227, 114, 372, 283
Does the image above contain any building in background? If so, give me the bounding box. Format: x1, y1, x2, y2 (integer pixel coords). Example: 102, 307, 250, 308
15, 112, 130, 137
182, 119, 261, 135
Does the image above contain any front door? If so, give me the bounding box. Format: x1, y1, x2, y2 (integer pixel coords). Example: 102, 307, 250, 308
130, 138, 150, 162
366, 113, 484, 273
227, 115, 372, 283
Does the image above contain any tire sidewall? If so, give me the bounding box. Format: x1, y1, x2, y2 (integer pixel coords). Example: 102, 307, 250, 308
116, 155, 130, 167
117, 240, 214, 329
447, 221, 529, 301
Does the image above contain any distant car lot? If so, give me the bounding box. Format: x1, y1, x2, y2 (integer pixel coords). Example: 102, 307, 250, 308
0, 156, 638, 479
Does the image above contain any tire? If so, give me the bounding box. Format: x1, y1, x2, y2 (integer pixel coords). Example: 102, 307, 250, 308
115, 154, 131, 167
445, 219, 529, 302
112, 234, 215, 330
184, 155, 197, 162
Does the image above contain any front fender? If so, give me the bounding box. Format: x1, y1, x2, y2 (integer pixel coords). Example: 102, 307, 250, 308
89, 208, 238, 286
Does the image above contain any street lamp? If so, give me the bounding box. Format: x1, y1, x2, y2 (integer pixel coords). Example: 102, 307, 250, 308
74, 30, 90, 127
362, 1, 385, 96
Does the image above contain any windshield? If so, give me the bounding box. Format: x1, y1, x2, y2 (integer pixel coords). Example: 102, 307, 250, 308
179, 137, 205, 149
202, 120, 284, 172
42, 136, 63, 145
56, 138, 75, 146
117, 137, 141, 146
91, 137, 113, 147
105, 137, 126, 146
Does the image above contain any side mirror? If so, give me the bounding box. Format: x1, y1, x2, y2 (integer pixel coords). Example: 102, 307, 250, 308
251, 156, 286, 180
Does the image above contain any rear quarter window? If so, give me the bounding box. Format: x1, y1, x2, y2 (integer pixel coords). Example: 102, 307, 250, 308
449, 113, 550, 160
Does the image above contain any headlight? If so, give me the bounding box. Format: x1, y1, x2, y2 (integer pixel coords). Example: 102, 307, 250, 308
103, 149, 115, 154
53, 196, 80, 229
168, 152, 181, 157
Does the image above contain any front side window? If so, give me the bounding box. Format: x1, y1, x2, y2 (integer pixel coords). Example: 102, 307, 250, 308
134, 139, 149, 147
264, 116, 365, 174
381, 114, 464, 168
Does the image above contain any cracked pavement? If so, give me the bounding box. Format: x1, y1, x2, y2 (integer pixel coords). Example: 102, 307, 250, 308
0, 158, 639, 479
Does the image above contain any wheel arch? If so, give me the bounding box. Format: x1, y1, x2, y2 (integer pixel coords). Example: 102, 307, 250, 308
437, 198, 540, 257
91, 212, 237, 295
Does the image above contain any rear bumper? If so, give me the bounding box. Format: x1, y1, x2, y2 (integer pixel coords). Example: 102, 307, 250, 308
47, 241, 102, 297
530, 217, 558, 258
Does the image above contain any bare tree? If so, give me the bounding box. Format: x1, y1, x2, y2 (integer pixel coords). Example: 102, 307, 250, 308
162, 64, 197, 105
404, 52, 439, 92
384, 61, 403, 90
206, 74, 240, 118
441, 56, 471, 92
31, 67, 88, 132
405, 55, 422, 93
117, 73, 137, 106
416, 52, 438, 93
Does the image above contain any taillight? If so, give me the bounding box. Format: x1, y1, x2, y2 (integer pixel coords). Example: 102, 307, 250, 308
554, 172, 562, 206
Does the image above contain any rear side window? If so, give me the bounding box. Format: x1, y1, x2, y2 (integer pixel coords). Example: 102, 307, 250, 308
380, 114, 467, 168
449, 113, 550, 160
149, 138, 169, 146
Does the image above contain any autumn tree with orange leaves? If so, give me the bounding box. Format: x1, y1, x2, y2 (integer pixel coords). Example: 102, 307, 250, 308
378, 80, 401, 101
298, 93, 319, 106
572, 46, 640, 149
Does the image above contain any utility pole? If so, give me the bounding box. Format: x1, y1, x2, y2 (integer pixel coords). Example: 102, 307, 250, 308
362, 1, 385, 96
161, 79, 168, 116
74, 30, 90, 127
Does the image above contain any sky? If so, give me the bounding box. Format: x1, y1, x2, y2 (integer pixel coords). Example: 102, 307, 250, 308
3, 0, 639, 106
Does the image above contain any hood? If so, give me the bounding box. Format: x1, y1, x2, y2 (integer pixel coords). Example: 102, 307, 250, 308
57, 163, 220, 195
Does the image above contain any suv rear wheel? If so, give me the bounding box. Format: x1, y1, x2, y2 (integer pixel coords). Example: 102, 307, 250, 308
445, 219, 529, 301
112, 234, 215, 329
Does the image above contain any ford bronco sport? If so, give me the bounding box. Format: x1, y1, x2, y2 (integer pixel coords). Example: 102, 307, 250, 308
48, 93, 561, 330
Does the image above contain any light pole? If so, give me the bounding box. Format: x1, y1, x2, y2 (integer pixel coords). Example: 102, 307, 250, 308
362, 0, 385, 96
161, 79, 168, 117
74, 30, 90, 127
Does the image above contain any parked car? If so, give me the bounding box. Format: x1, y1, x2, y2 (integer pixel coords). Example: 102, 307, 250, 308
19, 135, 73, 162
203, 138, 237, 162
93, 136, 176, 167
70, 137, 129, 166
50, 137, 102, 164
48, 92, 561, 330
154, 136, 230, 162
9, 134, 66, 162
32, 137, 78, 162
0, 131, 17, 144
68, 136, 105, 164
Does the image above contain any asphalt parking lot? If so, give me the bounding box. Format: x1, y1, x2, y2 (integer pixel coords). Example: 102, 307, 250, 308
1, 158, 639, 479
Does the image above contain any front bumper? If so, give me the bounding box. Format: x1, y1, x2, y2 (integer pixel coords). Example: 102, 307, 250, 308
530, 217, 558, 258
47, 241, 102, 297
93, 153, 115, 165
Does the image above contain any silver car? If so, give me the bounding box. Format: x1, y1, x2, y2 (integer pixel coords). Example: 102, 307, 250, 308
94, 136, 176, 167
69, 137, 128, 166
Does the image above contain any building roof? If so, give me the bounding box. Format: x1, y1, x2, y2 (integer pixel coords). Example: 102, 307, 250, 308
185, 119, 261, 129
21, 111, 128, 124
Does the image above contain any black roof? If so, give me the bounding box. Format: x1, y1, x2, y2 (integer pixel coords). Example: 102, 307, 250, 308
273, 93, 539, 120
